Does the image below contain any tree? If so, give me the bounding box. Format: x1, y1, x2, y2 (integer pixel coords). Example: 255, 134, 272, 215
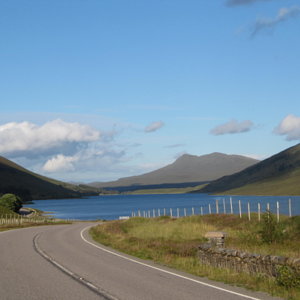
0, 193, 23, 212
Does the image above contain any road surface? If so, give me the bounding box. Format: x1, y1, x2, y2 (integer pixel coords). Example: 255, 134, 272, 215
0, 223, 282, 300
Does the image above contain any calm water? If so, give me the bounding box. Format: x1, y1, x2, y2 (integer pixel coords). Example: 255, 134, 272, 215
26, 194, 300, 220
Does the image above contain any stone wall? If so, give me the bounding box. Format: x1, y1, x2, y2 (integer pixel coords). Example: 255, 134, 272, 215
198, 243, 300, 278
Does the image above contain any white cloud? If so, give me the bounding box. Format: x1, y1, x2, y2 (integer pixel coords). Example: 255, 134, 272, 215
210, 119, 254, 135
274, 114, 300, 141
0, 119, 100, 157
144, 121, 165, 133
251, 6, 300, 36
43, 154, 78, 172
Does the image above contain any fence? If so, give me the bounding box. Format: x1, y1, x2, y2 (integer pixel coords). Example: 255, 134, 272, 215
131, 198, 294, 222
0, 214, 70, 226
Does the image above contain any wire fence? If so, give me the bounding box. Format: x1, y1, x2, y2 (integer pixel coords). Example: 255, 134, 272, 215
131, 198, 294, 222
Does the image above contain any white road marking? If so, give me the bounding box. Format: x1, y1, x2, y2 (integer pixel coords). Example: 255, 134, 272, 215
81, 226, 262, 300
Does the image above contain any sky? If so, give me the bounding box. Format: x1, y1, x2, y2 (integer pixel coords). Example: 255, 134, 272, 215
1, 0, 300, 183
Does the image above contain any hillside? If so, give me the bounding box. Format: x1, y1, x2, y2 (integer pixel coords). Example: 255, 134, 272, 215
199, 143, 300, 196
91, 153, 259, 189
0, 156, 100, 201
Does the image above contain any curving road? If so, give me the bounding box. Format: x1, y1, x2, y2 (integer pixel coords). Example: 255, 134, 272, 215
0, 223, 282, 300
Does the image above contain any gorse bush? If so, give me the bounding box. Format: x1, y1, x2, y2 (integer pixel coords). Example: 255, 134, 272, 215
259, 210, 285, 244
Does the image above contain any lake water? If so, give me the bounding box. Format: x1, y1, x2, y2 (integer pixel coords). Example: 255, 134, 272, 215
26, 194, 300, 220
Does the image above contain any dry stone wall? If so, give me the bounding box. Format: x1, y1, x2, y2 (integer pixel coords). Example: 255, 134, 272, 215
198, 243, 300, 278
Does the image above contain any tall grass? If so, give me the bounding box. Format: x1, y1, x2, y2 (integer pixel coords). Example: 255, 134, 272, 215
90, 214, 300, 300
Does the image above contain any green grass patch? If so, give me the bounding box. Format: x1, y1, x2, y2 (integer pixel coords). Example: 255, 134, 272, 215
90, 214, 300, 299
127, 184, 207, 195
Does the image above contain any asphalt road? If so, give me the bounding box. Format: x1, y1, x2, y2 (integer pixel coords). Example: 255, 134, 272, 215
0, 223, 282, 300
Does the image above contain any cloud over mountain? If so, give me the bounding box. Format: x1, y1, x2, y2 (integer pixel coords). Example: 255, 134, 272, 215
274, 114, 300, 141
0, 119, 100, 157
210, 120, 254, 135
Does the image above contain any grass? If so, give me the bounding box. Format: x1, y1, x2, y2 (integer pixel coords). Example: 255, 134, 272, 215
127, 184, 207, 195
220, 168, 300, 196
90, 214, 300, 300
0, 206, 72, 232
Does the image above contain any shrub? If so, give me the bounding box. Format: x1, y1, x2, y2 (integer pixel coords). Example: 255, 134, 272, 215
276, 265, 300, 288
259, 210, 285, 244
0, 194, 23, 212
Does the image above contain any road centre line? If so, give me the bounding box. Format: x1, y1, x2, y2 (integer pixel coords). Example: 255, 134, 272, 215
81, 225, 262, 300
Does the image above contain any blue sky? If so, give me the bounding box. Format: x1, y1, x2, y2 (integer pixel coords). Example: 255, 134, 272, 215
1, 0, 300, 182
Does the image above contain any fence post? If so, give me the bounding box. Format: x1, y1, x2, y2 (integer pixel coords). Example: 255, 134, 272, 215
184, 208, 187, 217
239, 200, 242, 218
223, 198, 226, 214
170, 208, 173, 218
230, 197, 233, 214
201, 206, 203, 216
209, 204, 211, 214
289, 198, 292, 217
138, 210, 141, 217
158, 209, 161, 217
247, 202, 251, 221
153, 209, 156, 218
177, 208, 180, 218
216, 200, 219, 214
164, 208, 166, 216
192, 207, 195, 216
276, 201, 279, 223
258, 203, 261, 222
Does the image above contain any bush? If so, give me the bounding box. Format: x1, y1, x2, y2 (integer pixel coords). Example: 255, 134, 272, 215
276, 265, 300, 288
0, 194, 23, 212
259, 210, 285, 244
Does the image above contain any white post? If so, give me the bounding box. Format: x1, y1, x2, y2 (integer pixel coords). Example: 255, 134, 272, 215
170, 208, 173, 218
209, 203, 211, 214
239, 200, 242, 218
247, 202, 251, 221
184, 208, 187, 217
201, 206, 203, 216
223, 198, 226, 214
258, 203, 261, 222
230, 197, 233, 214
158, 209, 161, 217
276, 201, 279, 223
216, 200, 219, 214
164, 208, 166, 216
192, 207, 195, 216
138, 210, 141, 217
143, 211, 146, 218
148, 210, 151, 218
153, 209, 156, 218
267, 202, 270, 212
177, 208, 179, 218
289, 199, 292, 217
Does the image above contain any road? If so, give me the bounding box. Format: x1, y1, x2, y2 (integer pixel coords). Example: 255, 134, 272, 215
0, 223, 282, 300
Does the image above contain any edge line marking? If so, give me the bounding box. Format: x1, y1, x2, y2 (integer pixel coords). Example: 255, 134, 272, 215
81, 225, 262, 300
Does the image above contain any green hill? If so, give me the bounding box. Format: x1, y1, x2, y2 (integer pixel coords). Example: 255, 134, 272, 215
0, 156, 100, 201
91, 153, 258, 189
198, 143, 300, 196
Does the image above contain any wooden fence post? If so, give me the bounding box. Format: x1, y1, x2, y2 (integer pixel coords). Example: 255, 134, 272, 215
239, 200, 242, 218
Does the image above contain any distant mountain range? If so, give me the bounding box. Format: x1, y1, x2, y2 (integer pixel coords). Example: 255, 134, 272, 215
198, 143, 300, 196
90, 153, 259, 189
0, 156, 100, 201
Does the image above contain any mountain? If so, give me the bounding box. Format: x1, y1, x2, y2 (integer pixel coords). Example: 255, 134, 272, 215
198, 143, 300, 196
0, 156, 100, 201
91, 153, 259, 189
